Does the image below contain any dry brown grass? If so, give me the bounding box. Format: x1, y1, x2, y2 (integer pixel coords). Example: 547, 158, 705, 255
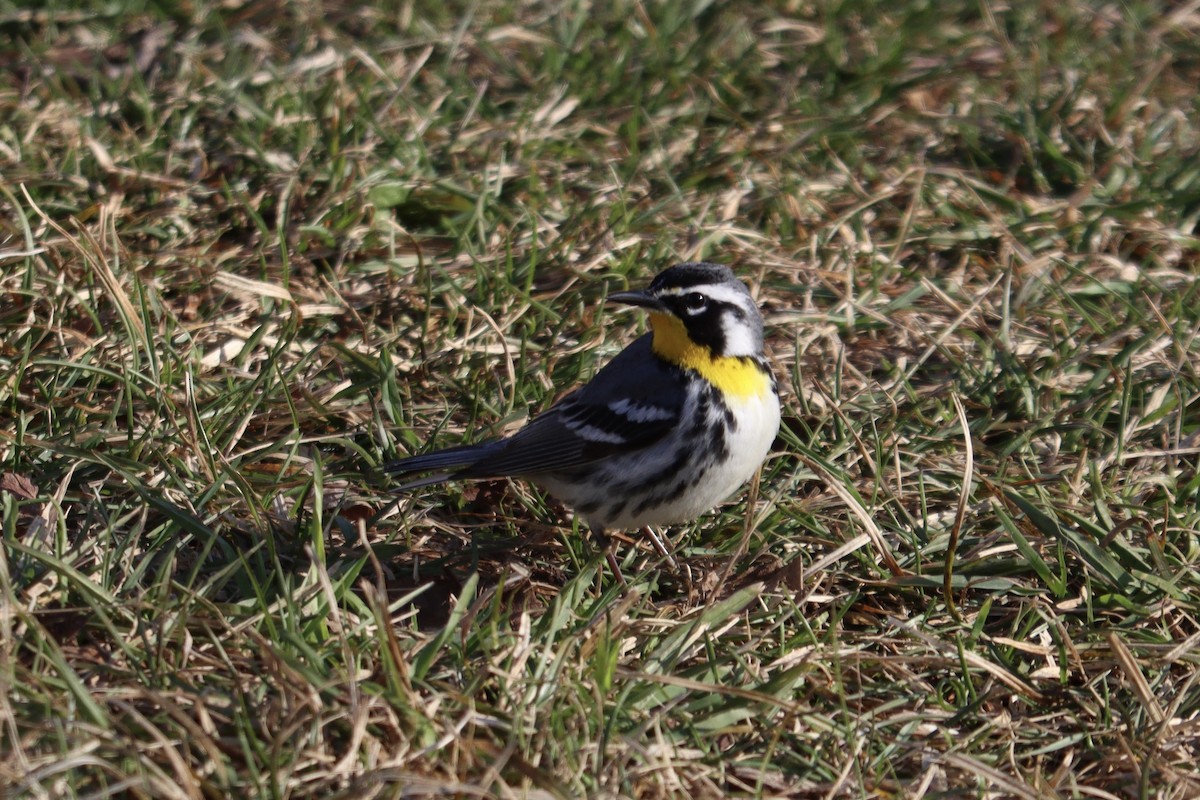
2, 0, 1200, 797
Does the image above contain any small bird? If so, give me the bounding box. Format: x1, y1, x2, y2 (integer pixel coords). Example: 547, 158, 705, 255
386, 262, 781, 584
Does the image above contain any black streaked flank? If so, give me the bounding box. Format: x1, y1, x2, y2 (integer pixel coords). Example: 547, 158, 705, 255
605, 499, 628, 520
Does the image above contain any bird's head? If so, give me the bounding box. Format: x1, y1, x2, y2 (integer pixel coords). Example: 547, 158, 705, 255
608, 262, 764, 358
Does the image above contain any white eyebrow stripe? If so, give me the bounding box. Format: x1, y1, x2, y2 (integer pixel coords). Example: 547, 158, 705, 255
658, 283, 751, 307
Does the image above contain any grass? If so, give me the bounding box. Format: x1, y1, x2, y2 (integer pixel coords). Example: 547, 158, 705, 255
2, 0, 1200, 796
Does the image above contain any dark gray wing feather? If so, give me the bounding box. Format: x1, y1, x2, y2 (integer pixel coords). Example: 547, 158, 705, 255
414, 334, 687, 480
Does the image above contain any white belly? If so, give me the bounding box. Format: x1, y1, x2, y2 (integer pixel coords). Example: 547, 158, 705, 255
633, 387, 780, 526
536, 383, 780, 531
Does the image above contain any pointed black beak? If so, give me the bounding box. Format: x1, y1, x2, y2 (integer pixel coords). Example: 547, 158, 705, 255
607, 288, 664, 311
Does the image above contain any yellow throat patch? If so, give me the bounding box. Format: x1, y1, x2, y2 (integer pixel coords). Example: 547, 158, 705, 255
648, 312, 769, 399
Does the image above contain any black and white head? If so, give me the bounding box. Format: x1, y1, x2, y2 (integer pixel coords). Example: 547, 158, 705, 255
608, 262, 764, 357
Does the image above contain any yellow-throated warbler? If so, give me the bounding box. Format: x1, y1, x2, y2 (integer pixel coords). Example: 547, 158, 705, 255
386, 262, 780, 584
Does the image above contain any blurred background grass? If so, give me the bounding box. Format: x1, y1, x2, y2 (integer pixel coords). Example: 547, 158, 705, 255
2, 0, 1199, 797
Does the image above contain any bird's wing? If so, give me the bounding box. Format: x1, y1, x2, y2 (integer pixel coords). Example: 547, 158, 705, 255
458, 334, 687, 478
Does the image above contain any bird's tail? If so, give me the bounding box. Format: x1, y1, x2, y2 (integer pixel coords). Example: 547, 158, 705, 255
384, 441, 501, 491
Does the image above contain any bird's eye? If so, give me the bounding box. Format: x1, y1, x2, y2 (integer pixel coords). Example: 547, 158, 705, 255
683, 292, 707, 312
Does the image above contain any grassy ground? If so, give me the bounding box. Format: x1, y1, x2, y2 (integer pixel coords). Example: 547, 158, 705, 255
3, 0, 1200, 797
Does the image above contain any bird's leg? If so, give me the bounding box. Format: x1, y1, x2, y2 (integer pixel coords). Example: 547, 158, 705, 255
605, 551, 627, 588
590, 525, 627, 587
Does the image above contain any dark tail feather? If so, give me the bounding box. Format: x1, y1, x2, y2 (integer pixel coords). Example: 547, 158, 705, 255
384, 441, 501, 491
